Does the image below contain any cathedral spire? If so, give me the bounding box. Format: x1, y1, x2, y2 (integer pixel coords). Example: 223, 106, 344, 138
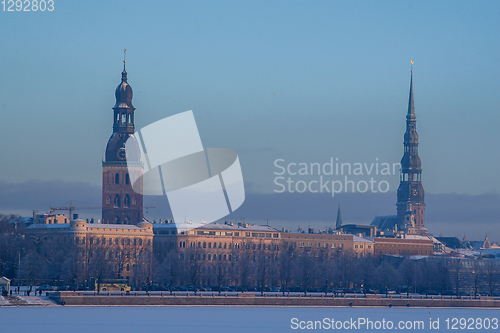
113, 53, 135, 133
396, 66, 425, 234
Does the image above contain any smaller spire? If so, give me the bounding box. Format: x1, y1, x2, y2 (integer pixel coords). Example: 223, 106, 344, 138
123, 49, 127, 71
336, 204, 343, 229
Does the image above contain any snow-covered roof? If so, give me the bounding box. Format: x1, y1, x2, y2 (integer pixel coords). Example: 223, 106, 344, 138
370, 215, 397, 229
153, 222, 279, 232
88, 224, 141, 230
352, 235, 373, 243
27, 224, 69, 229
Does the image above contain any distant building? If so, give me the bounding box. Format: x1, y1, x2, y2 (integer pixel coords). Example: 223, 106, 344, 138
32, 212, 69, 224
24, 217, 153, 281
373, 236, 434, 257
370, 215, 397, 235
276, 231, 373, 258
338, 224, 377, 238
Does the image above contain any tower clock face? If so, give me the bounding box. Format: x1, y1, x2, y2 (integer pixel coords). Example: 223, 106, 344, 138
413, 189, 418, 196
117, 148, 127, 160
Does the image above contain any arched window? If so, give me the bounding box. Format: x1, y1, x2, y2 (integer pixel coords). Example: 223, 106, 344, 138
124, 195, 130, 208
114, 216, 120, 224
139, 239, 143, 246
123, 216, 130, 225
106, 196, 111, 205
115, 173, 120, 184
125, 173, 130, 185
114, 194, 121, 208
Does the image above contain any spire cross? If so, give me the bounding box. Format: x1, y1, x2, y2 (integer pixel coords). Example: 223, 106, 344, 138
410, 60, 414, 73
123, 49, 127, 71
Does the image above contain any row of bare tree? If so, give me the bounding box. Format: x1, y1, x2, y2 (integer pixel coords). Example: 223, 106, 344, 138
152, 244, 500, 296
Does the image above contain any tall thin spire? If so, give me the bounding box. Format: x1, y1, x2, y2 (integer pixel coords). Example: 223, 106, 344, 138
336, 204, 342, 230
408, 62, 415, 118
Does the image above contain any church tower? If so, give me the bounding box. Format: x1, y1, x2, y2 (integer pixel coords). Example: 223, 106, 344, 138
396, 71, 425, 233
102, 57, 143, 224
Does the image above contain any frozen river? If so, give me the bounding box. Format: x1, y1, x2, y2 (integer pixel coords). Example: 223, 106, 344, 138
1, 306, 500, 333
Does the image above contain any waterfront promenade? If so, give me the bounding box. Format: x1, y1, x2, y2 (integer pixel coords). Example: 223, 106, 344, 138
41, 291, 500, 308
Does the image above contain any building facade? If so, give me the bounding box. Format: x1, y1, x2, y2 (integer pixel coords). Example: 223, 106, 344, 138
373, 237, 433, 257
25, 218, 153, 282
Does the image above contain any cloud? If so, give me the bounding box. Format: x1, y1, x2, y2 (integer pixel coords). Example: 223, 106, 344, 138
0, 180, 100, 216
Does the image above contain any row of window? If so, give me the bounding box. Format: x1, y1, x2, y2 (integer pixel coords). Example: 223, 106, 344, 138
78, 236, 151, 246
195, 253, 233, 261
115, 112, 134, 125
188, 230, 279, 238
401, 173, 422, 182
105, 194, 137, 208
295, 242, 345, 249
106, 172, 131, 185
378, 243, 428, 247
185, 241, 279, 251
376, 248, 429, 255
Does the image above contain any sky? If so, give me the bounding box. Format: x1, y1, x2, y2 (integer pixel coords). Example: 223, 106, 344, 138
1, 1, 500, 239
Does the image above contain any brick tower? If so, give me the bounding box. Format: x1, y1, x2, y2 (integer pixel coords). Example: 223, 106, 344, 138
102, 58, 143, 224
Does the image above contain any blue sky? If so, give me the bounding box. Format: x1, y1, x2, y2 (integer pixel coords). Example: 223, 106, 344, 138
1, 1, 500, 238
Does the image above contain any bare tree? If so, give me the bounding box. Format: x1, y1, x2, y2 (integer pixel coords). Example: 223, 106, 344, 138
297, 250, 314, 294
399, 258, 416, 296
88, 244, 113, 292
374, 260, 399, 295
236, 245, 253, 291
185, 247, 202, 293
356, 256, 375, 294
484, 260, 500, 296
449, 259, 467, 296
470, 260, 484, 298
256, 250, 270, 295
435, 259, 451, 295
154, 250, 180, 294
419, 258, 437, 296
278, 246, 295, 294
